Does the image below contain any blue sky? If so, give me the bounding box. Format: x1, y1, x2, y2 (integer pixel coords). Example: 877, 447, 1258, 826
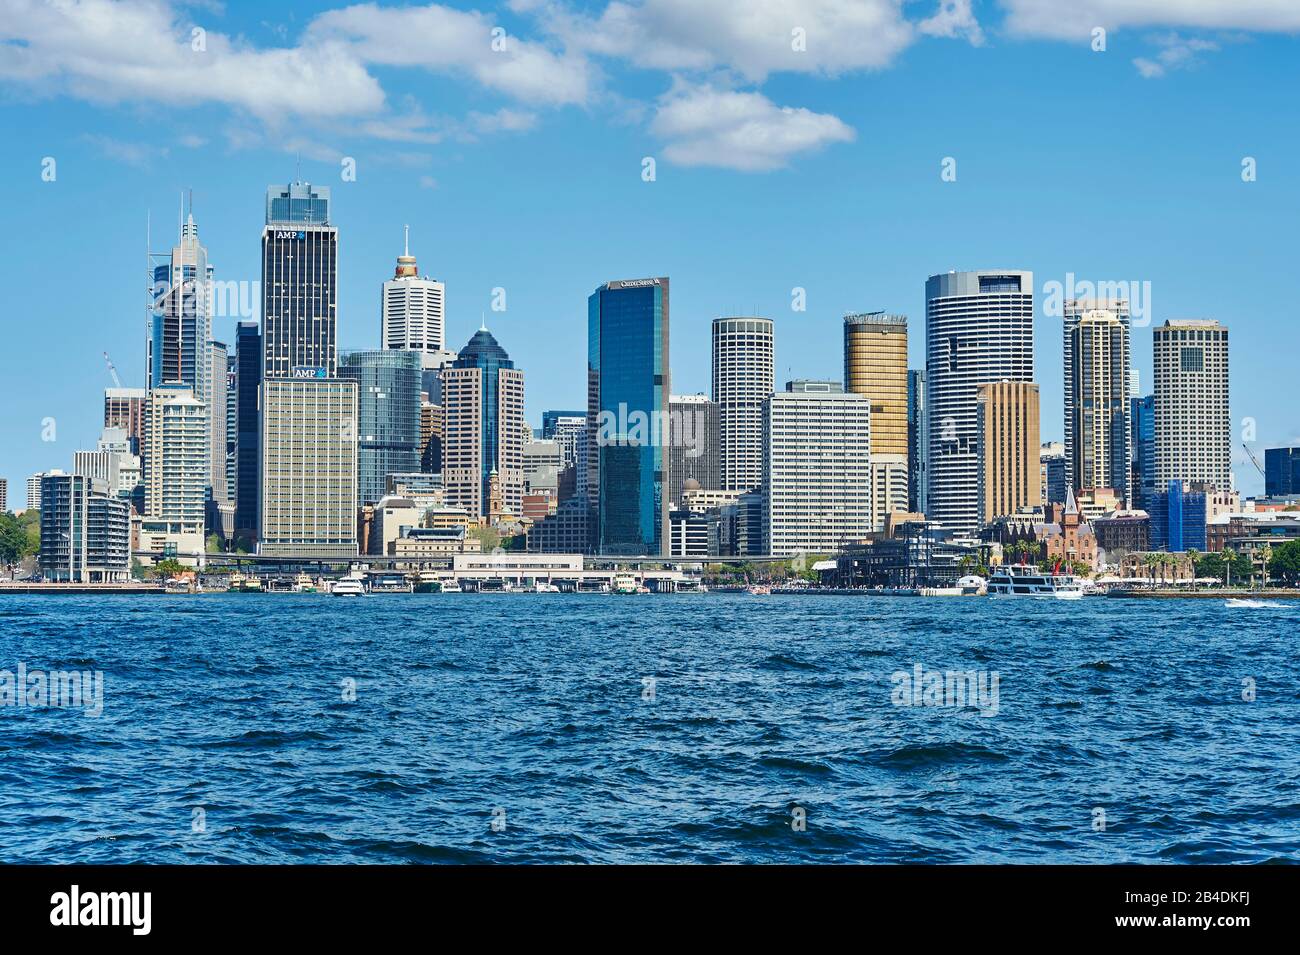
2, 0, 1298, 500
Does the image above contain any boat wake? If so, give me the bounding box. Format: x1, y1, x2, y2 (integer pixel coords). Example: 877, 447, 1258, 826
1224, 598, 1281, 609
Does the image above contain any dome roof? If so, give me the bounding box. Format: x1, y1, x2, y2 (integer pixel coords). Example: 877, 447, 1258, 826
456, 328, 511, 364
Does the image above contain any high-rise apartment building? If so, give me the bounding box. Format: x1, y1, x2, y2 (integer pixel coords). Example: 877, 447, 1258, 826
712, 316, 773, 494
667, 394, 720, 505
26, 474, 43, 511
844, 312, 908, 456
1153, 320, 1231, 491
0, 478, 6, 513
762, 388, 873, 556
1067, 309, 1130, 504
589, 279, 670, 555
38, 472, 130, 583
140, 383, 208, 559
1063, 299, 1130, 491
925, 271, 1034, 533
442, 328, 526, 520
339, 350, 423, 506
976, 381, 1041, 523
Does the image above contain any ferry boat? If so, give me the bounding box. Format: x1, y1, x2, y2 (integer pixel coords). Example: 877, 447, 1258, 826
612, 573, 641, 594
986, 564, 1085, 599
227, 572, 263, 593
331, 573, 368, 597
414, 572, 443, 594
292, 572, 317, 593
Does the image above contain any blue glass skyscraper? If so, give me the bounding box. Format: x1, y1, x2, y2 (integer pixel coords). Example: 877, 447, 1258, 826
339, 350, 422, 505
1131, 394, 1156, 510
587, 277, 670, 556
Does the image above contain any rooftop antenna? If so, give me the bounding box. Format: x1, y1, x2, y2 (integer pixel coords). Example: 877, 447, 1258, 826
480, 312, 488, 332
404, 224, 409, 256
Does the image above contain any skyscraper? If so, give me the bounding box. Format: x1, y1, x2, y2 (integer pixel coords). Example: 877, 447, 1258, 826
259, 181, 358, 556
140, 383, 208, 559
763, 388, 873, 555
975, 380, 1041, 523
1130, 395, 1156, 510
382, 228, 448, 366
208, 340, 229, 504
1153, 320, 1231, 491
589, 278, 670, 555
339, 350, 423, 506
233, 321, 261, 539
925, 271, 1034, 533
148, 212, 213, 413
1265, 448, 1300, 497
1063, 299, 1130, 491
907, 370, 926, 514
1067, 309, 1131, 504
442, 328, 526, 520
262, 182, 336, 378
843, 312, 908, 456
713, 316, 773, 494
104, 387, 147, 455
667, 394, 720, 505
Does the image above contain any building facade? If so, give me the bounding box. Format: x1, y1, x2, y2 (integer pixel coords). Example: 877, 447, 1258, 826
104, 387, 147, 455
1265, 447, 1300, 497
442, 328, 526, 520
763, 389, 873, 556
143, 383, 208, 534
1153, 320, 1230, 491
667, 394, 720, 505
1130, 394, 1156, 510
907, 369, 926, 514
976, 380, 1041, 524
39, 472, 130, 582
589, 278, 671, 555
925, 270, 1034, 534
844, 312, 908, 456
1067, 308, 1131, 504
712, 316, 773, 494
338, 350, 422, 506
233, 321, 261, 539
1063, 299, 1130, 490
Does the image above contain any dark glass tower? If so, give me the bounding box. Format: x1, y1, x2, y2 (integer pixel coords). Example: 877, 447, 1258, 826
587, 277, 670, 556
339, 350, 422, 505
233, 321, 261, 537
261, 182, 336, 379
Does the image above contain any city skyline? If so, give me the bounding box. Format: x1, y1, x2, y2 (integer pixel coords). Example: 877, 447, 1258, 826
3, 3, 1299, 499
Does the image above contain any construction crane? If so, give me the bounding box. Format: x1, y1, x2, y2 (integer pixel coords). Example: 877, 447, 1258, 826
1243, 442, 1266, 479
103, 351, 122, 388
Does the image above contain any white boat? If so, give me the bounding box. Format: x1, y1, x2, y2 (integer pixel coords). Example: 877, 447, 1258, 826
612, 573, 641, 594
746, 584, 771, 596
534, 581, 561, 593
331, 573, 367, 597
441, 579, 463, 593
987, 564, 1086, 598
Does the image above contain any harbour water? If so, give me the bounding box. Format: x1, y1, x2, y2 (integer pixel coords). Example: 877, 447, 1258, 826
0, 594, 1296, 863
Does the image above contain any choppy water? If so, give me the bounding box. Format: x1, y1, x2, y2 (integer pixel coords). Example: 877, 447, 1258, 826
0, 594, 1296, 863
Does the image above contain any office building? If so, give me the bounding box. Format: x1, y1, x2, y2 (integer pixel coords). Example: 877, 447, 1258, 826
527, 497, 594, 554
869, 454, 909, 532
262, 182, 337, 378
907, 370, 926, 514
259, 377, 359, 556
786, 379, 842, 393
1067, 308, 1130, 504
712, 315, 773, 494
442, 328, 526, 521
1063, 299, 1130, 490
925, 271, 1034, 534
420, 401, 444, 474
844, 312, 908, 456
523, 440, 564, 495
0, 478, 6, 513
233, 321, 261, 539
589, 278, 671, 555
976, 380, 1041, 524
38, 472, 130, 583
104, 387, 147, 455
667, 394, 720, 505
339, 350, 423, 506
382, 226, 447, 356
1130, 395, 1156, 510
762, 388, 873, 556
26, 473, 43, 511
1153, 320, 1230, 491
208, 340, 229, 504
1265, 448, 1300, 497
148, 211, 213, 449
1149, 480, 1208, 552
225, 353, 237, 499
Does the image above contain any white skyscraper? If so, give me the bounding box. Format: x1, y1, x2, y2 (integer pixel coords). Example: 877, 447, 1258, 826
382, 227, 451, 370
713, 316, 774, 493
1153, 319, 1231, 490
924, 270, 1034, 534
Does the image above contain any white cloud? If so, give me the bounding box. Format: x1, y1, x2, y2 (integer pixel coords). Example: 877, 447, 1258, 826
1131, 34, 1220, 78
918, 0, 984, 43
651, 83, 854, 172
538, 0, 926, 81
1000, 0, 1300, 40
81, 134, 164, 167
307, 2, 592, 106
0, 0, 385, 119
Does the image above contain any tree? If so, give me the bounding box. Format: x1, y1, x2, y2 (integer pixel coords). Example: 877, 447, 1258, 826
1267, 540, 1300, 586
151, 557, 186, 578
0, 513, 29, 568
